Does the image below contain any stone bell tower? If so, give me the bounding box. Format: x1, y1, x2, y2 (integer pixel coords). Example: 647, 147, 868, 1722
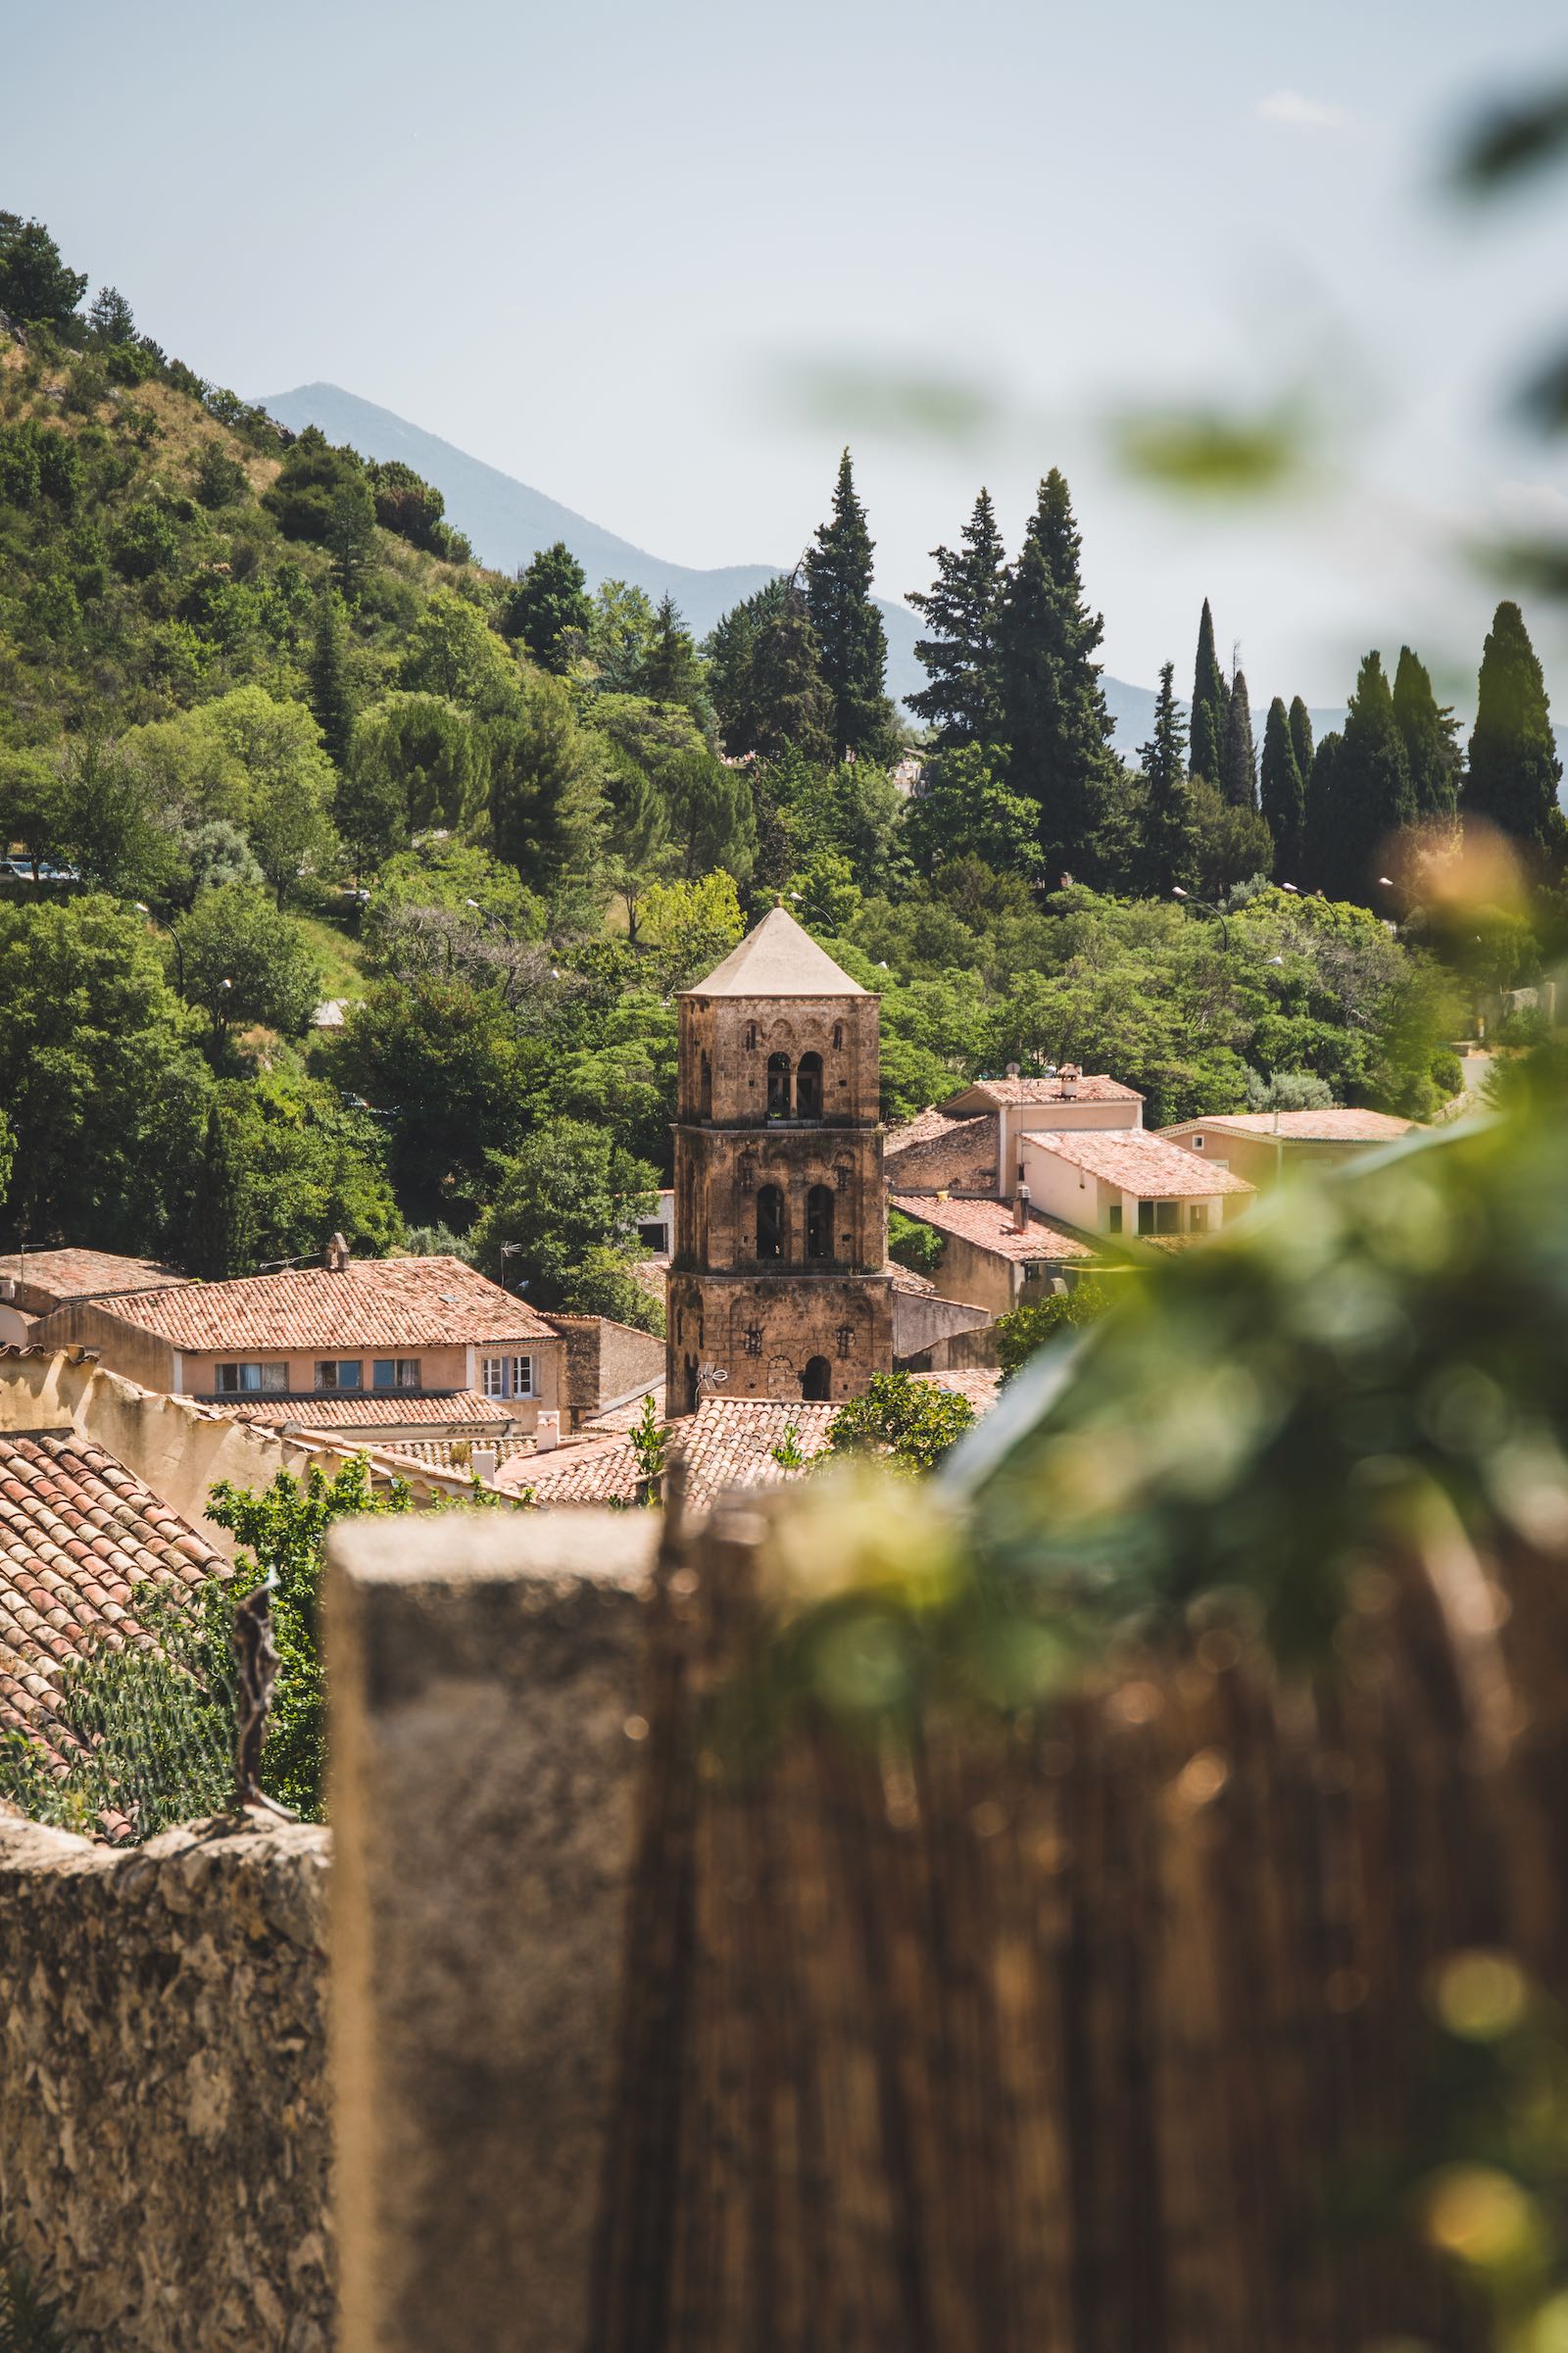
666, 907, 894, 1418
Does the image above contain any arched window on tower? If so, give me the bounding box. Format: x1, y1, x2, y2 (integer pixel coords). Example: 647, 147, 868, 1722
756, 1184, 785, 1260
832, 1021, 845, 1051
796, 1052, 823, 1118
699, 1051, 712, 1118
802, 1355, 831, 1401
766, 1053, 791, 1118
806, 1184, 834, 1261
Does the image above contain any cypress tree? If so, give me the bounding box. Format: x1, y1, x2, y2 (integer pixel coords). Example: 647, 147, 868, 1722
995, 470, 1118, 878
1190, 599, 1229, 787
805, 449, 897, 762
635, 594, 705, 712
1327, 653, 1415, 902
1392, 646, 1460, 821
1464, 601, 1564, 860
1303, 730, 1342, 893
749, 576, 835, 764
309, 586, 356, 771
1289, 695, 1315, 786
1259, 697, 1305, 882
907, 487, 1006, 747
184, 1103, 247, 1281
1138, 660, 1198, 894
1221, 667, 1258, 809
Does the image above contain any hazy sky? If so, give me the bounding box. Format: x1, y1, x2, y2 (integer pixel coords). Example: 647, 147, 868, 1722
11, 0, 1568, 710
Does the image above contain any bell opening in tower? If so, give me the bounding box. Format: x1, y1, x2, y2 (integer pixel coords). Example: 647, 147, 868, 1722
766, 1053, 791, 1118
796, 1052, 823, 1118
806, 1184, 833, 1261
756, 1184, 785, 1260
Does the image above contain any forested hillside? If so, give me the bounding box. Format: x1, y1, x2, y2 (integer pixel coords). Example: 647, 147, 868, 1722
0, 210, 1561, 1322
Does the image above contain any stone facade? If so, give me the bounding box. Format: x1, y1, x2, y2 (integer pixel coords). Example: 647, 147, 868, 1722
665, 911, 893, 1415
0, 1810, 330, 2352
883, 1110, 1000, 1197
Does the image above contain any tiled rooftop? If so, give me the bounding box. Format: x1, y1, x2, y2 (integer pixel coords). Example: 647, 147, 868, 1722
1161, 1109, 1420, 1145
889, 1193, 1099, 1262
0, 1434, 227, 1820
944, 1074, 1144, 1109
72, 1255, 556, 1354
387, 1436, 535, 1471
2, 1249, 183, 1312
208, 1389, 514, 1430
586, 1383, 666, 1432
1022, 1129, 1255, 1199
885, 1105, 984, 1154
508, 1382, 1002, 1511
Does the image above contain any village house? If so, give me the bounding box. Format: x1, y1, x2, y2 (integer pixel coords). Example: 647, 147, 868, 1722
1019, 1127, 1254, 1241
0, 1248, 185, 1348
888, 1191, 1101, 1317
1157, 1107, 1422, 1189
27, 1246, 662, 1443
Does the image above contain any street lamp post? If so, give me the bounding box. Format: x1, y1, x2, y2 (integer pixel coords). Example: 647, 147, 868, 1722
1171, 886, 1230, 954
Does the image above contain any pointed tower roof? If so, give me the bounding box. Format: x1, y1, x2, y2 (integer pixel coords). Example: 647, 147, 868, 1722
685, 906, 868, 999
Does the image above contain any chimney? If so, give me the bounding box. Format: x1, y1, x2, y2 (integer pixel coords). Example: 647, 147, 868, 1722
534, 1409, 561, 1455
322, 1231, 351, 1271
1013, 1179, 1032, 1234
1059, 1063, 1079, 1101
1005, 1061, 1020, 1080
470, 1445, 499, 1484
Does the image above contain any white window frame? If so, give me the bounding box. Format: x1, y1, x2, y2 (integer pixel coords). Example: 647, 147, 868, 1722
482, 1354, 535, 1399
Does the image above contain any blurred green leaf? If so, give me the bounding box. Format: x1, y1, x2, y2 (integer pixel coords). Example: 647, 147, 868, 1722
1451, 86, 1568, 194
1107, 403, 1309, 499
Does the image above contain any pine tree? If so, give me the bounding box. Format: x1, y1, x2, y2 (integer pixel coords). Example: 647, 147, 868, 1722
1289, 696, 1315, 786
1392, 646, 1461, 822
995, 470, 1118, 878
906, 487, 1006, 747
1190, 599, 1229, 787
805, 450, 897, 762
1464, 602, 1564, 861
1259, 696, 1305, 882
1222, 667, 1258, 809
500, 543, 593, 672
1303, 730, 1342, 892
748, 577, 835, 763
309, 587, 356, 771
1138, 661, 1198, 894
1326, 653, 1415, 903
327, 472, 377, 604
635, 595, 705, 712
184, 1103, 247, 1281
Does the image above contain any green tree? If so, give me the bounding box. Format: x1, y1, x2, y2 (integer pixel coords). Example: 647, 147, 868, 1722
351, 693, 485, 840
501, 542, 593, 672
659, 750, 756, 882
207, 1457, 415, 1819
470, 1118, 662, 1319
309, 586, 356, 771
637, 871, 745, 992
337, 977, 528, 1221
1222, 666, 1258, 809
366, 458, 457, 556
192, 439, 249, 510
1464, 601, 1564, 862
199, 687, 339, 906
485, 675, 607, 893
0, 1108, 15, 1213
902, 745, 1043, 878
589, 579, 661, 692
1391, 646, 1461, 824
887, 1205, 946, 1278
0, 747, 70, 878
173, 883, 324, 1048
995, 470, 1118, 879
1289, 695, 1315, 787
635, 594, 706, 712
399, 588, 517, 713
805, 451, 897, 761
213, 1069, 405, 1267
1259, 696, 1306, 882
1303, 730, 1342, 892
183, 1102, 248, 1279
1190, 598, 1230, 788
0, 896, 209, 1250
746, 580, 835, 762
0, 213, 86, 327
1327, 652, 1416, 903
907, 487, 1006, 747
84, 283, 136, 344
327, 470, 378, 603
825, 1370, 975, 1474
994, 1282, 1111, 1381
1138, 662, 1199, 894
263, 425, 365, 544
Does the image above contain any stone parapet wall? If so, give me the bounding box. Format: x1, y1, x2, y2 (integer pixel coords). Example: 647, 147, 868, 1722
0, 1810, 331, 2352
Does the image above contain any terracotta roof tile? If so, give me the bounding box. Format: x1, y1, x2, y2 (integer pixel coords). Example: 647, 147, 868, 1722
1022, 1129, 1255, 1198
207, 1389, 514, 1430
73, 1255, 555, 1354
944, 1074, 1143, 1109
0, 1435, 228, 1826
889, 1194, 1099, 1263
885, 1105, 980, 1153
0, 1249, 183, 1312
1159, 1109, 1420, 1145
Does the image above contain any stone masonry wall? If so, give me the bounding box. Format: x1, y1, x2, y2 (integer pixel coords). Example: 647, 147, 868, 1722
0, 1810, 331, 2352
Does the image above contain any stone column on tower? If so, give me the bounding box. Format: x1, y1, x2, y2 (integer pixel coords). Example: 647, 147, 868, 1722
665, 907, 894, 1418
